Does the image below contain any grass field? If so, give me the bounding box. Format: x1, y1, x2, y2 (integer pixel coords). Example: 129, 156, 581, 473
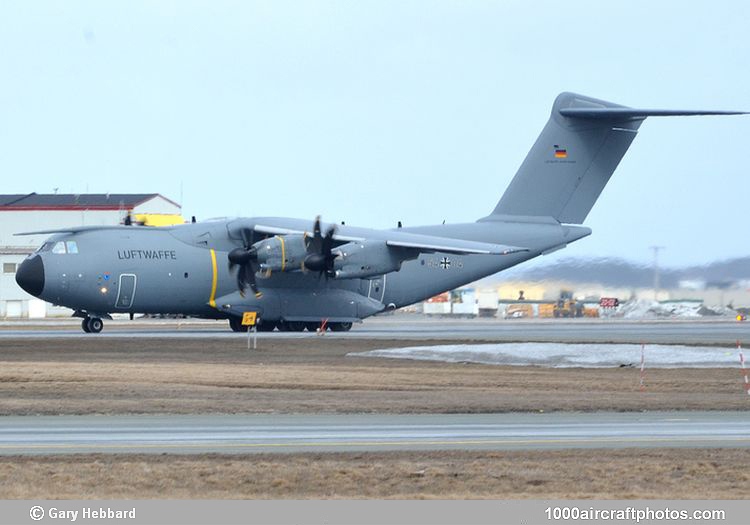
2, 336, 749, 499
3, 449, 749, 499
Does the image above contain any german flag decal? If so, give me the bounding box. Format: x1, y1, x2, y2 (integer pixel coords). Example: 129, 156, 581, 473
553, 145, 567, 158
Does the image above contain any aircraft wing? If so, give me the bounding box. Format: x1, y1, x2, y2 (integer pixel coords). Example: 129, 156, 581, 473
252, 223, 527, 255
383, 235, 525, 255
15, 225, 157, 236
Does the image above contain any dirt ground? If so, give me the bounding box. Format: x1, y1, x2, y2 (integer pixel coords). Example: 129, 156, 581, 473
2, 448, 749, 499
0, 337, 748, 415
2, 337, 750, 500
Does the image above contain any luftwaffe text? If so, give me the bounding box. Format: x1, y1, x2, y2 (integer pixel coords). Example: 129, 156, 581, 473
117, 249, 177, 260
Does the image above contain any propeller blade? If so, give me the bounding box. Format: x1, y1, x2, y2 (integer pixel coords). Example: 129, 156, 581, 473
236, 265, 248, 297
322, 226, 335, 253
306, 216, 323, 253
313, 216, 322, 239
228, 228, 262, 297
244, 264, 261, 297
239, 227, 252, 248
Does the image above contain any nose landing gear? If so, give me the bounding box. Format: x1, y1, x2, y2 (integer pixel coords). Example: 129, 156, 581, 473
81, 316, 104, 333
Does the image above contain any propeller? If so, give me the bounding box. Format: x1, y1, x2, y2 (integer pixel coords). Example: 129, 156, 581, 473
228, 228, 262, 298
303, 216, 337, 279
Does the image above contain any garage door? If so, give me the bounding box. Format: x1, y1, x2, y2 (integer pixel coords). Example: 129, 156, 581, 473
28, 299, 47, 318
5, 300, 22, 318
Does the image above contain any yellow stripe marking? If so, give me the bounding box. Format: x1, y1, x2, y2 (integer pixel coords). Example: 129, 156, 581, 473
209, 248, 218, 308
278, 235, 286, 272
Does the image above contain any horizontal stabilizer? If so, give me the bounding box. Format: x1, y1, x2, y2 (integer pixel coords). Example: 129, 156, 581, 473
560, 108, 748, 119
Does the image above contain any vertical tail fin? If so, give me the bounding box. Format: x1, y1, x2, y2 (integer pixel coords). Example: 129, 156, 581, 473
489, 92, 745, 224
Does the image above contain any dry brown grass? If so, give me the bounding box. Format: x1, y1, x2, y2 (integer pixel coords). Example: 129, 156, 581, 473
3, 337, 749, 500
0, 337, 748, 414
2, 449, 749, 499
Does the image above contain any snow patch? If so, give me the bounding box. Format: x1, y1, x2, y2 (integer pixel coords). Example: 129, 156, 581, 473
604, 300, 736, 319
350, 343, 740, 368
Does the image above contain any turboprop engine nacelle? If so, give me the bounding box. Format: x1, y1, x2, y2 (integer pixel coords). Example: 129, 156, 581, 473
333, 241, 404, 280
254, 234, 308, 272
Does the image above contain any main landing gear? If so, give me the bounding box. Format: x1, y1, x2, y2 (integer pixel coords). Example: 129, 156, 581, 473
228, 318, 279, 332
81, 316, 104, 333
227, 318, 353, 332
228, 317, 249, 332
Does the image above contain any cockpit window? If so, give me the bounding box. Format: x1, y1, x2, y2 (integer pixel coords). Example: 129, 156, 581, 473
36, 242, 54, 253
49, 241, 79, 254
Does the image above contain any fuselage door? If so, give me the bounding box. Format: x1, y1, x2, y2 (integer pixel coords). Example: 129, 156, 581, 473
115, 273, 137, 309
367, 275, 386, 303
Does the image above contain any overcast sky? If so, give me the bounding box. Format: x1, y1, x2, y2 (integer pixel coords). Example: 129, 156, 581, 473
1, 1, 748, 267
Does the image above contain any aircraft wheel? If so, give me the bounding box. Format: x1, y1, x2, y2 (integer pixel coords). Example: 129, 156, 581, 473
81, 318, 91, 333
256, 321, 276, 332
87, 317, 104, 334
304, 322, 321, 332
329, 322, 353, 332
278, 321, 304, 332
228, 318, 248, 332
286, 321, 306, 332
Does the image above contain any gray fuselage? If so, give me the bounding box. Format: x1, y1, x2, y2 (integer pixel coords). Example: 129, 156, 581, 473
19, 216, 588, 323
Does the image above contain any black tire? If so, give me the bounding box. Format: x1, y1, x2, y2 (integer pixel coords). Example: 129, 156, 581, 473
228, 318, 248, 332
81, 318, 91, 333
329, 322, 353, 332
286, 321, 306, 332
256, 321, 276, 332
304, 322, 321, 332
87, 317, 103, 333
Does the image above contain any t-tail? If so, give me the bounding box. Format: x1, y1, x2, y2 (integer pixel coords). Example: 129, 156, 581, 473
486, 92, 746, 224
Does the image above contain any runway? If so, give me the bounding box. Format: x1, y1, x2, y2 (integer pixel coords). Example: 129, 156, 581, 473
1, 317, 749, 344
1, 411, 748, 455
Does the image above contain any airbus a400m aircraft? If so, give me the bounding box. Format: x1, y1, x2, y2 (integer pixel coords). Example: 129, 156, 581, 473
15, 93, 746, 333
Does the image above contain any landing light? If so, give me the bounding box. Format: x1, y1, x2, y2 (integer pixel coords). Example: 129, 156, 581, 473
100, 287, 108, 294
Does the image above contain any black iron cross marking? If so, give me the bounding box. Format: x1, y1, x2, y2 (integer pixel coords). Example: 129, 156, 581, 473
439, 257, 451, 269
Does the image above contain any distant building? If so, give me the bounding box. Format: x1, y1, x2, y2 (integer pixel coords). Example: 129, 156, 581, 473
1, 193, 182, 318
678, 279, 707, 291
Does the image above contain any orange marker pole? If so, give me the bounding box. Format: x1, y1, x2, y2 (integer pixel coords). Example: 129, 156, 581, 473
319, 318, 328, 335
739, 341, 749, 396
639, 342, 646, 392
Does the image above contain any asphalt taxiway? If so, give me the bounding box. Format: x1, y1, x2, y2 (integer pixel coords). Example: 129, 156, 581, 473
1, 411, 748, 455
1, 317, 749, 345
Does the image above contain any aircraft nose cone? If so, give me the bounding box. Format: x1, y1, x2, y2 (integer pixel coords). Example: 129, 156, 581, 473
16, 255, 45, 297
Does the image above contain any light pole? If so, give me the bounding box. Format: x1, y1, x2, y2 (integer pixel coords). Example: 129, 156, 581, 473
650, 246, 665, 301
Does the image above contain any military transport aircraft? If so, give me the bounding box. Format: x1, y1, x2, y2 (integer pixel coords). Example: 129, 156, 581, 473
14, 92, 747, 333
